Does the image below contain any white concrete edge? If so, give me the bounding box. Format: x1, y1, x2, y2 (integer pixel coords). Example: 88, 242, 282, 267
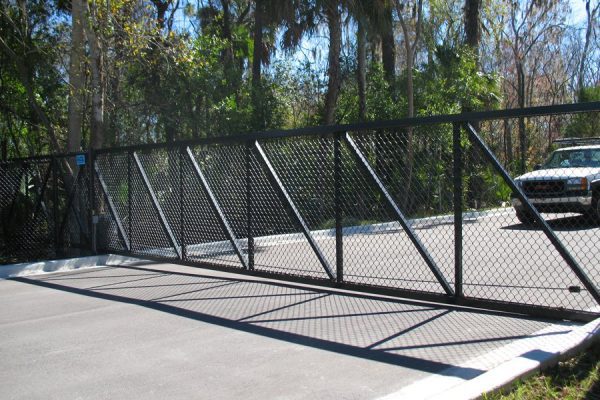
379, 317, 600, 400
0, 254, 143, 279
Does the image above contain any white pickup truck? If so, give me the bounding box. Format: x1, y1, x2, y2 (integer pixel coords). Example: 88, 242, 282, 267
511, 142, 600, 225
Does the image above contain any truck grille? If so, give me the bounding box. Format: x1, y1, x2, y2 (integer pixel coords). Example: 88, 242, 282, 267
522, 180, 564, 196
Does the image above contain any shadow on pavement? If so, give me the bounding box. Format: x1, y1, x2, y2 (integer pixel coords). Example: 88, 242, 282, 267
502, 215, 598, 232
12, 264, 566, 381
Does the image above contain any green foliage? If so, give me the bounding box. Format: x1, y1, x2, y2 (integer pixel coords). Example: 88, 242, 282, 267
417, 46, 501, 115
483, 341, 600, 399
564, 87, 600, 139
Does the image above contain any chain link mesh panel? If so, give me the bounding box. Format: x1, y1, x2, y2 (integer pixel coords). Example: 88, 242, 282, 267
250, 141, 331, 279
180, 147, 238, 268
343, 128, 454, 294
95, 152, 130, 253
259, 137, 336, 277
461, 118, 598, 312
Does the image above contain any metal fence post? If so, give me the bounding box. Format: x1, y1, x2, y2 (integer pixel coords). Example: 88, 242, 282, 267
453, 122, 463, 298
246, 141, 254, 270
334, 132, 343, 284
128, 150, 133, 252
88, 148, 97, 254
179, 146, 186, 261
52, 157, 60, 256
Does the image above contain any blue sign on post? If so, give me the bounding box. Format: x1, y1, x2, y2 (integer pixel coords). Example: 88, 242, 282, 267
75, 154, 86, 166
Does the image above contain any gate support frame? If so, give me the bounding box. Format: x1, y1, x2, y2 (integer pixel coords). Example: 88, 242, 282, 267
465, 122, 600, 306
185, 146, 248, 269
254, 140, 335, 281
132, 152, 182, 260
245, 142, 254, 270
453, 123, 463, 297
343, 132, 454, 296
334, 132, 343, 284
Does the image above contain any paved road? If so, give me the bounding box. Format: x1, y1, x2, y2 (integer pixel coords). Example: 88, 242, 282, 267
157, 210, 600, 313
0, 263, 581, 400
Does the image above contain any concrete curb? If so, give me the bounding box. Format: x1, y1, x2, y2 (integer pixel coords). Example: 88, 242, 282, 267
0, 254, 142, 279
381, 317, 600, 400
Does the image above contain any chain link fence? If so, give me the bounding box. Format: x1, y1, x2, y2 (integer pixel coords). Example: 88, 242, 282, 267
1, 103, 599, 321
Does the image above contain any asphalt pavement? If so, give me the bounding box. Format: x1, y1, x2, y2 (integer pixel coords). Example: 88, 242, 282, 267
1, 209, 599, 399
0, 261, 593, 400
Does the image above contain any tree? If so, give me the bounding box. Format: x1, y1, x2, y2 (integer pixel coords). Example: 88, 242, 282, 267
323, 1, 342, 125
67, 0, 84, 153
395, 0, 423, 120
577, 0, 600, 96
506, 0, 566, 172
394, 0, 423, 210
464, 0, 481, 55
84, 0, 105, 149
0, 0, 65, 155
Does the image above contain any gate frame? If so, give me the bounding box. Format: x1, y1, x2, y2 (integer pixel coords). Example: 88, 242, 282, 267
3, 102, 600, 322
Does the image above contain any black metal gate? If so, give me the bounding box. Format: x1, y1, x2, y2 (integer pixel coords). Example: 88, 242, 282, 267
2, 102, 600, 322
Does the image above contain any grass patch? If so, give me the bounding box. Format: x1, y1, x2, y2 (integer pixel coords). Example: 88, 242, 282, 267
483, 341, 600, 399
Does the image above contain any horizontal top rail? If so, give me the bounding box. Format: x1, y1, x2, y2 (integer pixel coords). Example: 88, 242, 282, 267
2, 102, 599, 161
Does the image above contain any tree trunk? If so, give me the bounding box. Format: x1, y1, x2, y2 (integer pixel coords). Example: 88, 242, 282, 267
396, 0, 423, 214
381, 8, 395, 88
517, 60, 526, 173
357, 17, 367, 122
251, 0, 264, 129
84, 2, 105, 149
464, 0, 481, 207
252, 0, 263, 87
151, 0, 170, 30
464, 0, 481, 56
504, 118, 513, 166
324, 3, 341, 125
578, 0, 597, 97
222, 0, 234, 65
68, 0, 85, 153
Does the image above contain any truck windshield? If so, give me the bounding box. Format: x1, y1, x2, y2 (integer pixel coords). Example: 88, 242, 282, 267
544, 149, 600, 168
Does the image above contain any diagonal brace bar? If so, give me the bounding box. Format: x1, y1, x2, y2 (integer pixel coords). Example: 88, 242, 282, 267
186, 147, 248, 269
132, 152, 182, 259
343, 133, 454, 296
253, 141, 336, 280
94, 161, 131, 251
465, 123, 600, 305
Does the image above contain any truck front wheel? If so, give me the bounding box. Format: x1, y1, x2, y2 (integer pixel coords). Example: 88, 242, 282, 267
587, 192, 600, 225
516, 209, 536, 226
